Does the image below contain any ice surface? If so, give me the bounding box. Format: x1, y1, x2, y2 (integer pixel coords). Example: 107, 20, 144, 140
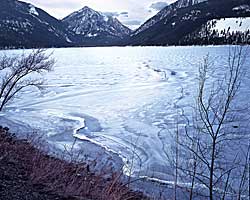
0, 46, 249, 185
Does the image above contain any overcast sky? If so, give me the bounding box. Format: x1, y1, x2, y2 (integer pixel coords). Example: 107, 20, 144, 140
21, 0, 176, 29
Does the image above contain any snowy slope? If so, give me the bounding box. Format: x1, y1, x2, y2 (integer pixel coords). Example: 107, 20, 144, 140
176, 0, 208, 9
208, 17, 250, 34
130, 0, 250, 45
63, 6, 131, 39
0, 0, 73, 48
133, 0, 207, 36
0, 1, 131, 48
183, 17, 250, 44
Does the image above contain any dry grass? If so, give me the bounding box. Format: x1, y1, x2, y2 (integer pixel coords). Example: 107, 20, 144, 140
0, 126, 147, 200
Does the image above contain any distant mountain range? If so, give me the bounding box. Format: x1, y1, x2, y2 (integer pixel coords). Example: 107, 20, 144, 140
0, 0, 250, 48
0, 0, 131, 48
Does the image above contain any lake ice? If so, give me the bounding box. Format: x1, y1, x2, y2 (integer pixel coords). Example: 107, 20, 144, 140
0, 46, 249, 183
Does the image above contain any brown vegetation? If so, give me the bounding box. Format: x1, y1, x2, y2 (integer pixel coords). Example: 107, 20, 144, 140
0, 127, 146, 200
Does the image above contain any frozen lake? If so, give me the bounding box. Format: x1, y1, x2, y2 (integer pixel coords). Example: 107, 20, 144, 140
1, 46, 250, 183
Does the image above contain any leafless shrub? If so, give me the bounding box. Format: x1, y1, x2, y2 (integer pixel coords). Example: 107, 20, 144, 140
0, 49, 54, 111
165, 46, 249, 200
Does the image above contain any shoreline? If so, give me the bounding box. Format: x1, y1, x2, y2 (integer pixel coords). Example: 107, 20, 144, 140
0, 114, 125, 173
1, 44, 249, 51
0, 115, 182, 199
0, 126, 146, 200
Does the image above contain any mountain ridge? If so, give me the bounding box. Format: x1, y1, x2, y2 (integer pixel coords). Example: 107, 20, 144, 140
129, 0, 250, 46
0, 0, 77, 48
133, 0, 208, 36
0, 1, 131, 48
0, 0, 250, 48
62, 6, 131, 46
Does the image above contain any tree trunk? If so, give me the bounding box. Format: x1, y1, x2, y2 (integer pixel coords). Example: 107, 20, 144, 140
209, 139, 216, 200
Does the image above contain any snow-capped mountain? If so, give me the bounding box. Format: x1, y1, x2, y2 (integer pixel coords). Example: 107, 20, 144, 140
0, 1, 131, 48
1, 0, 250, 48
130, 0, 250, 45
176, 0, 208, 8
0, 0, 74, 48
133, 0, 207, 36
62, 6, 131, 44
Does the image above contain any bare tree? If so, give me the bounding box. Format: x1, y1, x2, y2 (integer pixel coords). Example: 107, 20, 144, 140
167, 46, 249, 200
183, 46, 249, 200
236, 143, 250, 200
0, 49, 55, 111
196, 47, 248, 200
174, 118, 180, 200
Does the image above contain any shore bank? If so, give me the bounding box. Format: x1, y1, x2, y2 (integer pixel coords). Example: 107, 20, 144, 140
0, 127, 146, 200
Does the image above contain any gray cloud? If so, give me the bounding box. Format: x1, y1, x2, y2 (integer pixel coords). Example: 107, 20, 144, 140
102, 11, 120, 17
103, 11, 129, 18
120, 11, 128, 15
123, 20, 141, 26
120, 11, 129, 17
150, 1, 168, 11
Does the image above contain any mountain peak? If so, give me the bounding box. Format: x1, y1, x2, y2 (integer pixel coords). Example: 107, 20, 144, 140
82, 6, 91, 9
79, 6, 96, 13
62, 7, 131, 39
